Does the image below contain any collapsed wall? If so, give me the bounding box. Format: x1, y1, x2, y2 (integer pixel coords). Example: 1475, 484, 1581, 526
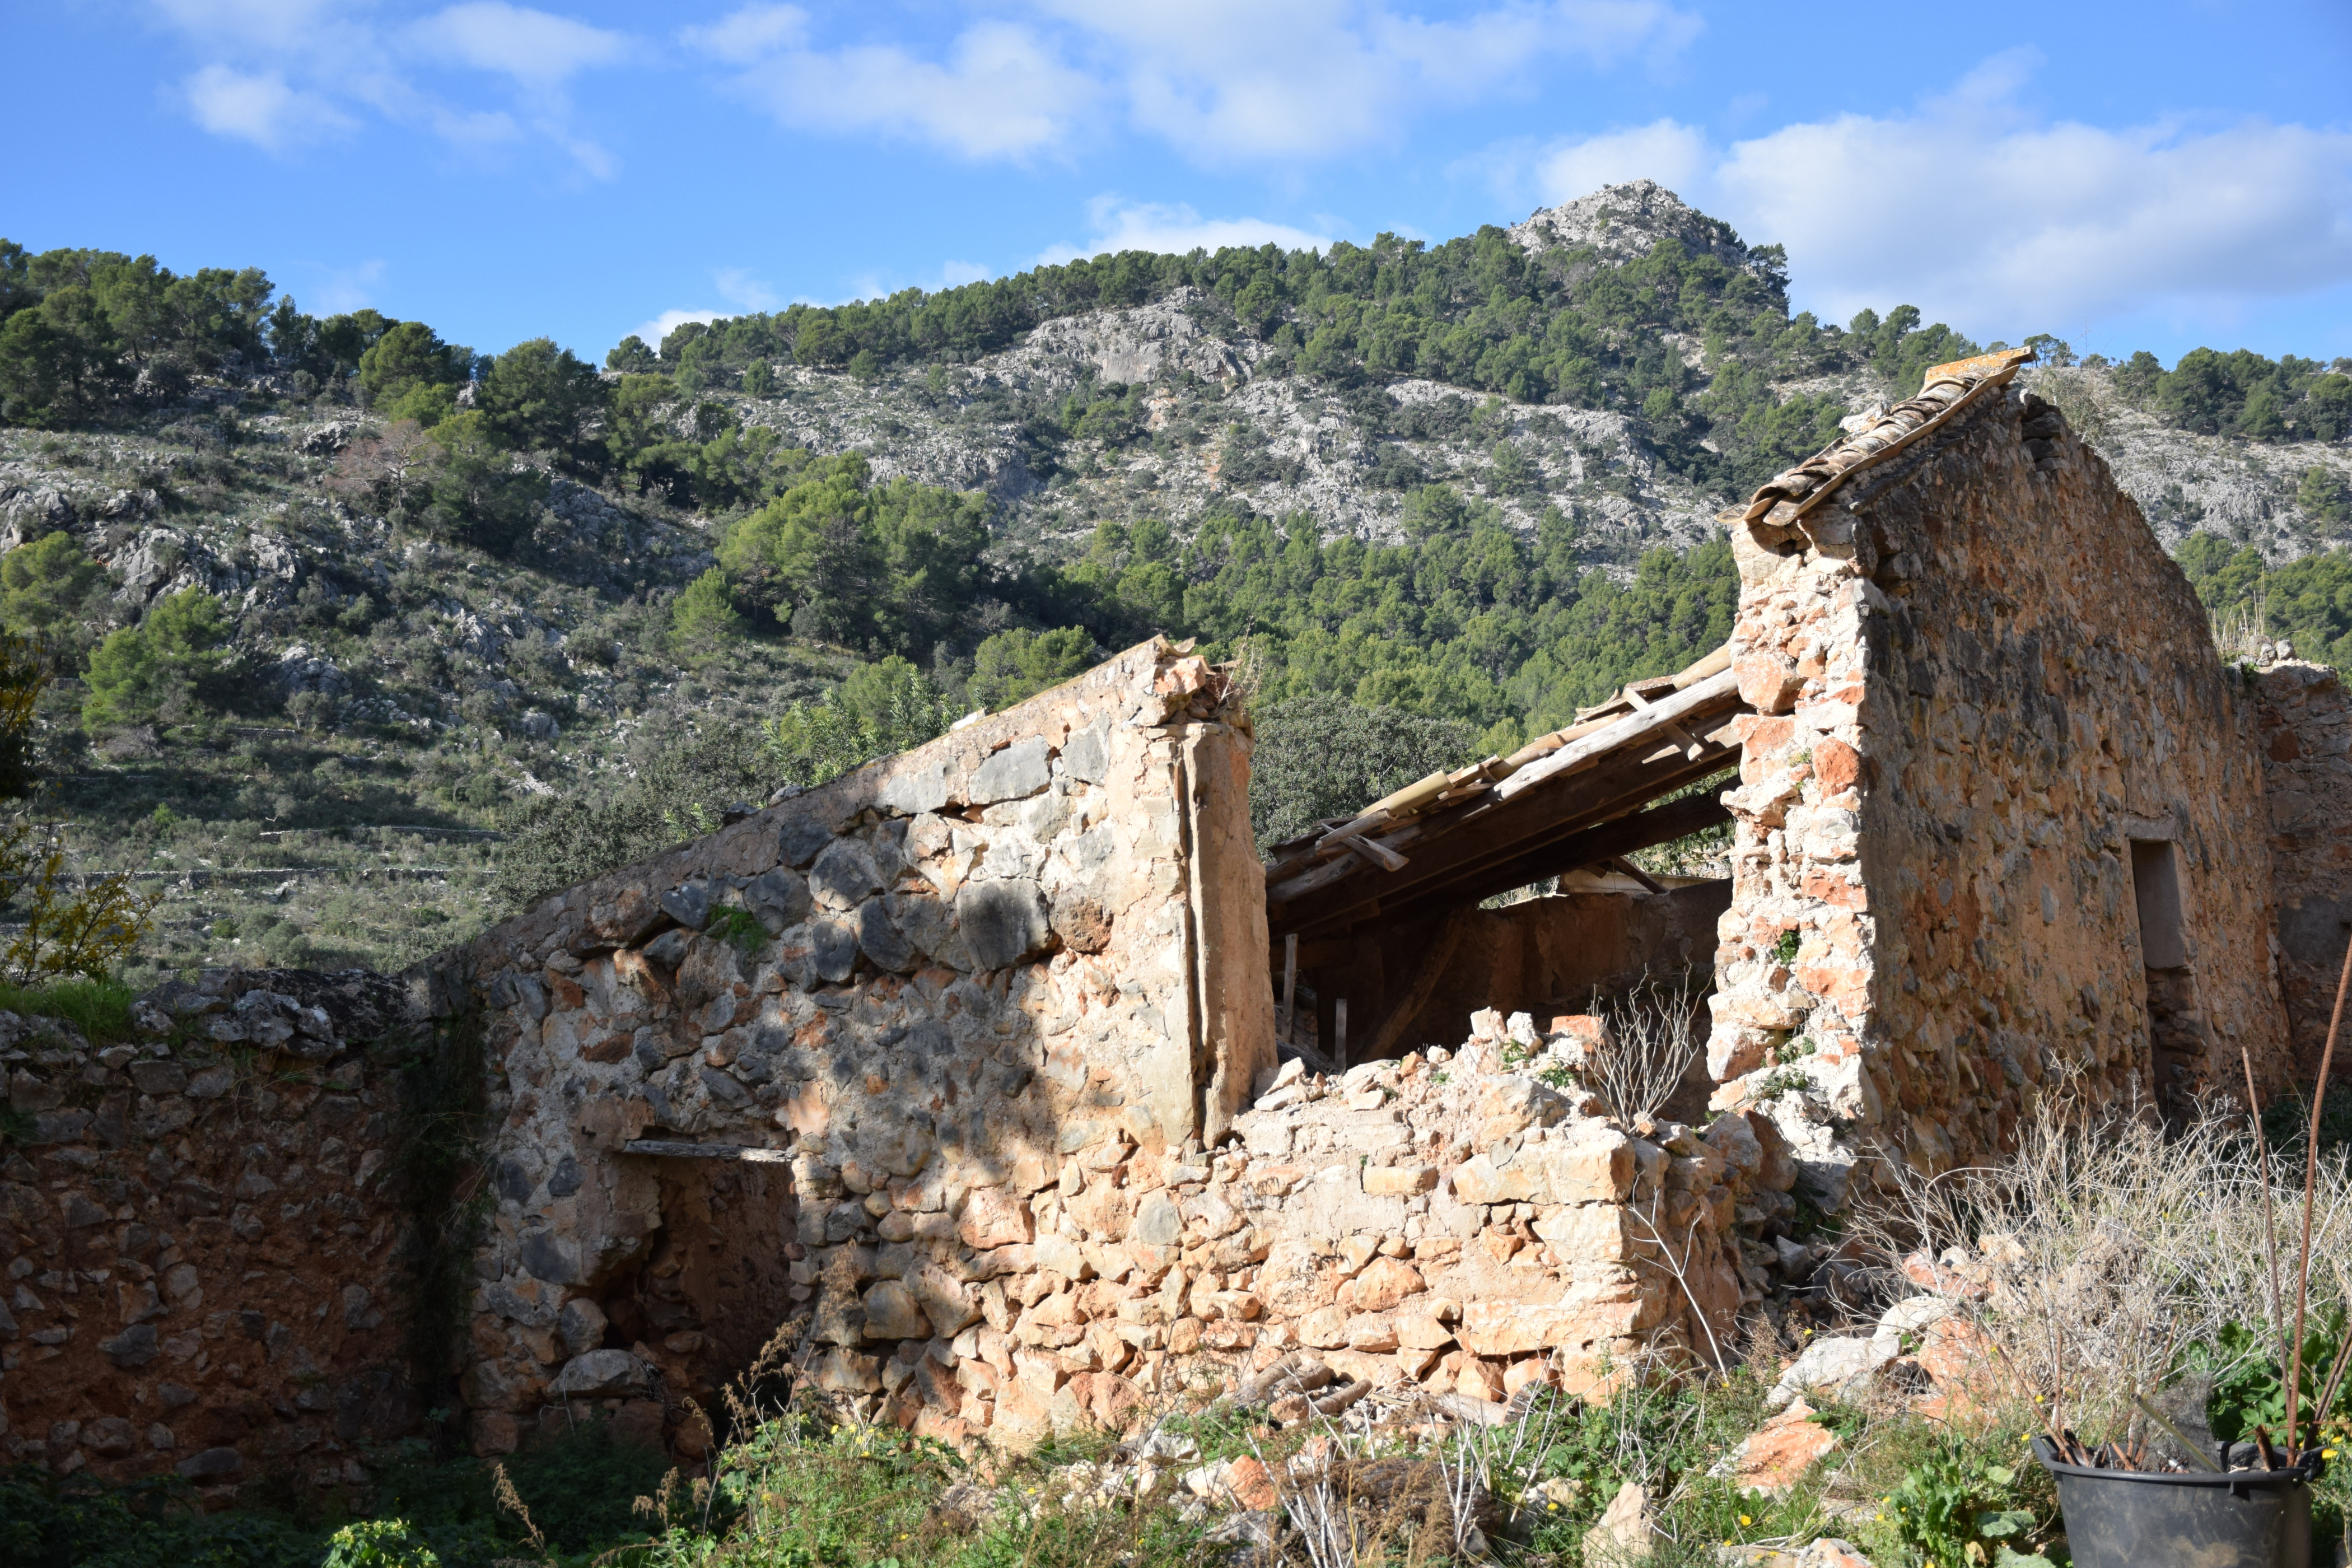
0, 969, 421, 1498
1706, 351, 2292, 1209
418, 638, 1276, 1453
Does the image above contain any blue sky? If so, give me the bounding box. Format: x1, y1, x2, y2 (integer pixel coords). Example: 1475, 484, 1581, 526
11, 0, 2352, 370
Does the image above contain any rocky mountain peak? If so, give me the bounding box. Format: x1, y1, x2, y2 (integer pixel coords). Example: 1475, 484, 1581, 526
1508, 180, 1762, 277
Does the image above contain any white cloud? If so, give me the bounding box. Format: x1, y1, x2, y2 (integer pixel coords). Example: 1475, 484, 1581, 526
1513, 56, 2352, 337
688, 12, 1098, 160
181, 63, 353, 148
1715, 61, 2352, 330
1037, 197, 1335, 263
405, 2, 628, 88
1528, 118, 1706, 204
309, 258, 385, 315
687, 0, 1696, 164
1059, 0, 1700, 162
679, 3, 805, 65
714, 268, 783, 311
150, 0, 630, 172
626, 307, 724, 348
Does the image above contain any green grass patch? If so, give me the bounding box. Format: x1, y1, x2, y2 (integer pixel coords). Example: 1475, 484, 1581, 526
0, 977, 136, 1042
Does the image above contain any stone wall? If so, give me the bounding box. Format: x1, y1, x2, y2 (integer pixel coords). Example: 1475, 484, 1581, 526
1705, 381, 2290, 1210
2256, 659, 2352, 1075
1367, 883, 1731, 1070
1, 969, 421, 1499
415, 638, 1276, 1454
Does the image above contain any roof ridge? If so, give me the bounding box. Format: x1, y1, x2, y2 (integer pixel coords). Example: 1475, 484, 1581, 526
1728, 346, 2036, 526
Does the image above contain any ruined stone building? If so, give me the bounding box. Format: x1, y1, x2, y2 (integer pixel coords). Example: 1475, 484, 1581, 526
7, 346, 2352, 1487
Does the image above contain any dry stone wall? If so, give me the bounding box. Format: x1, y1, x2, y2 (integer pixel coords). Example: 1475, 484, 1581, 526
2255, 659, 2352, 1074
417, 638, 1276, 1454
0, 968, 421, 1499
1707, 382, 2291, 1210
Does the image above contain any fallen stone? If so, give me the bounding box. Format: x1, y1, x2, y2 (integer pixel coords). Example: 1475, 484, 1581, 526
1584, 1480, 1656, 1564
1767, 1334, 1896, 1411
1717, 1399, 1839, 1494
548, 1349, 650, 1397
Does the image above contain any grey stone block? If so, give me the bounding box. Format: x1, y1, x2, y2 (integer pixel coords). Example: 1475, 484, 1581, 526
810, 840, 882, 909
972, 737, 1052, 803
812, 915, 861, 983
745, 867, 813, 934
858, 901, 918, 973
877, 762, 949, 815
660, 881, 712, 930
700, 1066, 753, 1108
177, 1445, 244, 1480
521, 1229, 578, 1284
1062, 722, 1110, 783
957, 879, 1051, 970
549, 1348, 649, 1397
777, 815, 836, 868
101, 1323, 159, 1368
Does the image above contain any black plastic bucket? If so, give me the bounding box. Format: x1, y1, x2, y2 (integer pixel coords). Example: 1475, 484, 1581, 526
2033, 1436, 2312, 1568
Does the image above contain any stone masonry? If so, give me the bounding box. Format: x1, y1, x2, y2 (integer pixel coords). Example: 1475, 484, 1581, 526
0, 969, 420, 1499
2255, 659, 2352, 1077
413, 637, 1277, 1454
1706, 360, 2294, 1211
13, 355, 2352, 1480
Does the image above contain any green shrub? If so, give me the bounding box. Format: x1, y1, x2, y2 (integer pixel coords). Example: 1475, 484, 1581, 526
81, 587, 230, 727
321, 1518, 441, 1567
1249, 693, 1475, 848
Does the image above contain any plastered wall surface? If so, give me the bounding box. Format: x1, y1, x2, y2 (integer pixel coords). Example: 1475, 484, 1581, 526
1706, 385, 2290, 1209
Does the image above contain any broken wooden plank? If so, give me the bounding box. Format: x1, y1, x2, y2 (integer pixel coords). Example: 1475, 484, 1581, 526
1622, 685, 1704, 758
623, 1140, 791, 1163
1267, 820, 1428, 906
1605, 856, 1670, 894
1361, 788, 1732, 932
1273, 744, 1731, 935
1494, 668, 1740, 802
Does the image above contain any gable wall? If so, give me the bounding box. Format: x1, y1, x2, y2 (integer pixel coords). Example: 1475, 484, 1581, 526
1705, 384, 2289, 1209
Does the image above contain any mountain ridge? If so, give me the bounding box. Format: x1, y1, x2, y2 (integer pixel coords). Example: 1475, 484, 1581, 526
0, 184, 2345, 982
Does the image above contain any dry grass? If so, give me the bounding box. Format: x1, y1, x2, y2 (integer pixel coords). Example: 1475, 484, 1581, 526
1856, 1085, 2352, 1453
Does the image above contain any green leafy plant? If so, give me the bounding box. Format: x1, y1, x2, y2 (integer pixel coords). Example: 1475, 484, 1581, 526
321, 1518, 442, 1567
2197, 1307, 2351, 1447
1771, 929, 1802, 965
706, 907, 767, 953
1874, 1436, 2058, 1568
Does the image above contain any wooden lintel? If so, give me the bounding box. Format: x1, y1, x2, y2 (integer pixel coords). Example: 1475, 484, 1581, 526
623, 1140, 792, 1163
